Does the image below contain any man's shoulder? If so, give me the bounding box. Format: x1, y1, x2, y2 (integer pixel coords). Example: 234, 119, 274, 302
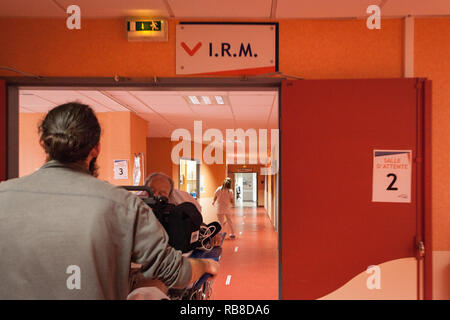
82, 178, 145, 208
0, 169, 143, 210
0, 176, 22, 191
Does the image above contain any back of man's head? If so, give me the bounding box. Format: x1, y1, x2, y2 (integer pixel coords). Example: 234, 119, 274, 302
39, 102, 101, 164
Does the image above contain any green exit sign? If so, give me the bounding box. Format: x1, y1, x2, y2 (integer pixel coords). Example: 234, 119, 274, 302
126, 18, 168, 42
128, 20, 162, 31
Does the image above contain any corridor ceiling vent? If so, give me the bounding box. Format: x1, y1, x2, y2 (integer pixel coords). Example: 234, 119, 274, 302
126, 18, 168, 42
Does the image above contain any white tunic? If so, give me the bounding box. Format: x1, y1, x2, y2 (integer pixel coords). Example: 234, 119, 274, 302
214, 187, 233, 215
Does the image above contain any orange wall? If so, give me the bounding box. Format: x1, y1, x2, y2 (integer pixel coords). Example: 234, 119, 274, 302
415, 18, 450, 252
0, 18, 402, 78
414, 18, 450, 300
18, 113, 46, 176
201, 159, 227, 198
97, 112, 148, 185
0, 18, 176, 78
146, 138, 227, 198
19, 111, 148, 186
146, 137, 173, 178
96, 112, 131, 184
279, 19, 403, 79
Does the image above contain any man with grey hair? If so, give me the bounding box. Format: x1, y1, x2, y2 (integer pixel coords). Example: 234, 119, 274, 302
144, 172, 202, 214
144, 172, 223, 248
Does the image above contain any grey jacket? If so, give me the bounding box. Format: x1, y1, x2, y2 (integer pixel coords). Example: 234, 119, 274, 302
0, 161, 191, 299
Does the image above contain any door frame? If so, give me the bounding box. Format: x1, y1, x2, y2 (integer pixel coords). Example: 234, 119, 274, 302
178, 157, 201, 199
422, 80, 433, 300
1, 75, 283, 298
233, 171, 258, 206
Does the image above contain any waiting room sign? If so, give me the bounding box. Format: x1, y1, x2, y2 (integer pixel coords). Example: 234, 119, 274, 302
372, 150, 412, 203
176, 22, 278, 75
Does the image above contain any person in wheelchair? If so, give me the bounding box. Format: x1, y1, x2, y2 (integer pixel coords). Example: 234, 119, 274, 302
144, 172, 202, 212
127, 172, 224, 299
144, 172, 223, 248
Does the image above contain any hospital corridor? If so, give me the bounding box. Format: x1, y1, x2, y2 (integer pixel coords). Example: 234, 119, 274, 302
212, 207, 278, 300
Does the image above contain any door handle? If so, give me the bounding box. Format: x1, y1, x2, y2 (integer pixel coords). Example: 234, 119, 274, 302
417, 240, 425, 258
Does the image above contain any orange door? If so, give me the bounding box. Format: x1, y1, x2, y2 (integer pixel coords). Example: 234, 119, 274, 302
281, 79, 431, 299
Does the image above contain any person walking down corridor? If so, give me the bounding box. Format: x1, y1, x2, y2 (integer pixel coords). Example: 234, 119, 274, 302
212, 178, 236, 240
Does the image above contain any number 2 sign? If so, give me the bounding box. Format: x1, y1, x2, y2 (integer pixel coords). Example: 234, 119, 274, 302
372, 150, 412, 203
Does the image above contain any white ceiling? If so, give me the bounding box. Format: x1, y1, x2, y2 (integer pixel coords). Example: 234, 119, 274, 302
19, 89, 279, 138
1, 0, 450, 18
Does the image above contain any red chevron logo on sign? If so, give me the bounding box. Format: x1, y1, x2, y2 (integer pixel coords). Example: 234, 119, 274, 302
181, 42, 202, 56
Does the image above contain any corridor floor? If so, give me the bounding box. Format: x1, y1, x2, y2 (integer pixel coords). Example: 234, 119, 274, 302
212, 206, 279, 300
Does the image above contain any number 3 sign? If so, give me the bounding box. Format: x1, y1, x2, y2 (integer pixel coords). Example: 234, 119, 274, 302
372, 150, 412, 203
114, 159, 129, 180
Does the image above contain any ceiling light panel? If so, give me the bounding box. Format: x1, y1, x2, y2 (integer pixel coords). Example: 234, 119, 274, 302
189, 96, 200, 104
215, 96, 225, 104
201, 96, 211, 104
184, 95, 228, 105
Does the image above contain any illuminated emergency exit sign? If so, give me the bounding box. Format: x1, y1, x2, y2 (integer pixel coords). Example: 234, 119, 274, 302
176, 22, 278, 75
126, 18, 167, 42
128, 20, 161, 31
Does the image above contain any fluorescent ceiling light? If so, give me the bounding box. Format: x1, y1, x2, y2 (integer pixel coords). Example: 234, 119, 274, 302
201, 96, 211, 104
215, 96, 224, 104
188, 96, 200, 104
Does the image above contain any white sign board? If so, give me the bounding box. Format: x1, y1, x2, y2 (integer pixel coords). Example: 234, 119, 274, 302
176, 23, 278, 75
372, 150, 412, 203
114, 159, 128, 180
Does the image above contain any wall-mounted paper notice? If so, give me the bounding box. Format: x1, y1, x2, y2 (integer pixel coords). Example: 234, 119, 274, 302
372, 150, 412, 203
114, 159, 128, 180
200, 174, 205, 194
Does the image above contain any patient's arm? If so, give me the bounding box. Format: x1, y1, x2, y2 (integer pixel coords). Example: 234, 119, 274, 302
188, 258, 219, 285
